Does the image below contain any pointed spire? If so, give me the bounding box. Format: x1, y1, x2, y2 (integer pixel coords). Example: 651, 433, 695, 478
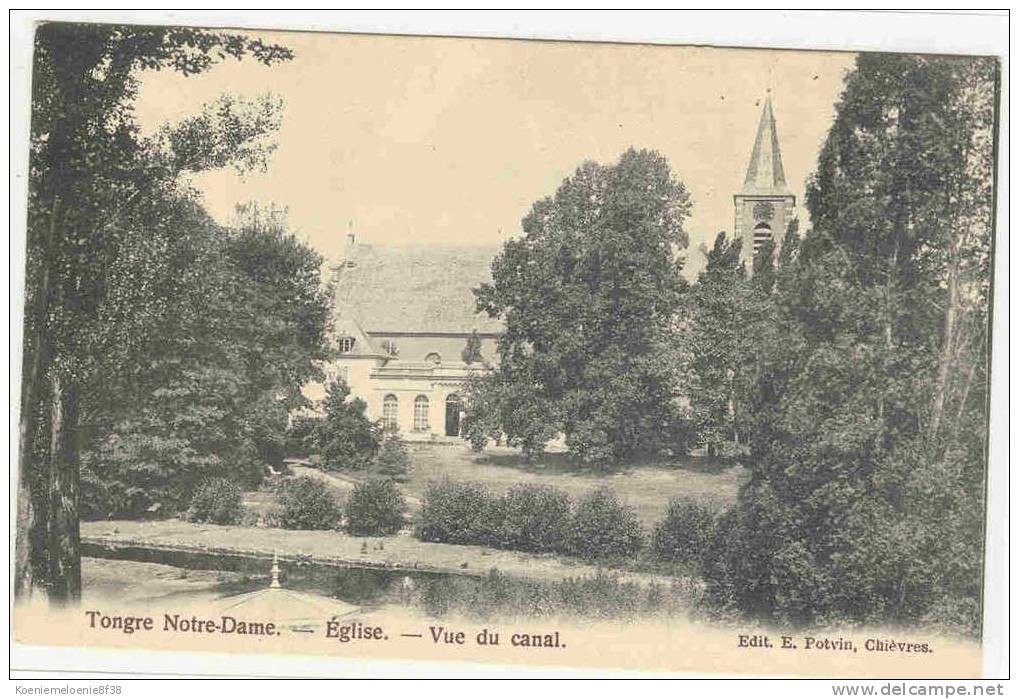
741, 96, 790, 195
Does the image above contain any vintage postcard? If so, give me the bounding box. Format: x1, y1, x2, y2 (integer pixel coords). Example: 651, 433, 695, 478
10, 13, 1006, 680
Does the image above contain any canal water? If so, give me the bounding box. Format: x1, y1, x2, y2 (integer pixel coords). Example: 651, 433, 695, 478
82, 541, 451, 607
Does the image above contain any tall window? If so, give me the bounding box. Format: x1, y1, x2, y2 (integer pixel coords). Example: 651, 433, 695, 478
445, 393, 462, 437
337, 336, 356, 353
382, 394, 399, 431
382, 340, 399, 357
414, 395, 430, 431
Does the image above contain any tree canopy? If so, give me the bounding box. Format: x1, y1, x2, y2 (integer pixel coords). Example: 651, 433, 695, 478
18, 22, 296, 602
470, 148, 693, 463
704, 53, 996, 634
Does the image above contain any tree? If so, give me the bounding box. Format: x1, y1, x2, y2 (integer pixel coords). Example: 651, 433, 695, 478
461, 330, 484, 364
219, 204, 332, 472
316, 378, 382, 471
374, 434, 411, 482
705, 54, 997, 634
471, 148, 692, 463
684, 230, 783, 458
79, 205, 331, 519
685, 233, 750, 457
18, 22, 292, 602
461, 368, 558, 459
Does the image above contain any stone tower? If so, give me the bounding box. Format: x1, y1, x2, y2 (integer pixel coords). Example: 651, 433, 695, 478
734, 95, 795, 267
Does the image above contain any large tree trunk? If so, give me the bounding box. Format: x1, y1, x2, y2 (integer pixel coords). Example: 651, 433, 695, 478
14, 380, 40, 598
47, 373, 82, 605
15, 196, 61, 599
14, 476, 35, 598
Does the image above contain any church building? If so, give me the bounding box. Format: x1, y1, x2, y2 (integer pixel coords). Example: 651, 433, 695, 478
311, 238, 503, 442
734, 95, 795, 266
311, 96, 790, 442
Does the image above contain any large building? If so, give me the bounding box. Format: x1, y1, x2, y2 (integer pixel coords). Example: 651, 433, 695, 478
312, 238, 503, 442
313, 97, 788, 440
734, 95, 795, 267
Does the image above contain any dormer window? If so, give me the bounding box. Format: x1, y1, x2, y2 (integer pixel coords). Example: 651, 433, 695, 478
382, 340, 399, 357
338, 336, 356, 354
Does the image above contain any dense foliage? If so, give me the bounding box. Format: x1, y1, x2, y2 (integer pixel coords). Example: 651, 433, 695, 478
564, 488, 645, 561
461, 330, 484, 364
684, 232, 776, 458
415, 480, 501, 546
374, 434, 410, 482
415, 480, 644, 563
468, 148, 693, 463
418, 569, 693, 622
284, 415, 324, 459
703, 54, 996, 635
185, 478, 245, 525
345, 479, 406, 536
316, 378, 382, 471
80, 205, 331, 519
18, 22, 295, 600
497, 484, 572, 553
651, 499, 718, 569
275, 476, 341, 531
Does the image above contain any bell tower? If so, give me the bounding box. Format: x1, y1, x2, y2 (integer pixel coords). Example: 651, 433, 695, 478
734, 95, 795, 267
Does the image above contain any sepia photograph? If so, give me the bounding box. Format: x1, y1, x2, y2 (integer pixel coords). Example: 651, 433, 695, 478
9, 10, 1007, 681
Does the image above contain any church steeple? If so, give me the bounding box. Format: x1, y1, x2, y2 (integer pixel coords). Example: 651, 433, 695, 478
741, 96, 790, 196
733, 95, 796, 267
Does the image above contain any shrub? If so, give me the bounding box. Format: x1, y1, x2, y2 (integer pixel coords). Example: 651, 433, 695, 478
186, 478, 245, 525
651, 499, 718, 567
497, 484, 572, 553
701, 483, 797, 619
415, 569, 691, 621
346, 479, 406, 536
275, 475, 341, 530
565, 488, 644, 561
374, 435, 410, 481
415, 479, 502, 545
317, 378, 382, 470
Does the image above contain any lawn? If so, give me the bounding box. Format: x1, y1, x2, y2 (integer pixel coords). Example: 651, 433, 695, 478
251, 443, 748, 529
397, 443, 748, 527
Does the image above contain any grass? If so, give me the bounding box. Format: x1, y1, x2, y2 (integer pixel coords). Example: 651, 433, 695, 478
398, 443, 747, 527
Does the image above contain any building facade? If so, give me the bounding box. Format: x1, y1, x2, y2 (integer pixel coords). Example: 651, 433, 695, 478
734, 96, 795, 267
309, 239, 503, 442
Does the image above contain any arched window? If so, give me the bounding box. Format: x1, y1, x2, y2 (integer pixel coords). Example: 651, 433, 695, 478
382, 394, 399, 431
413, 395, 430, 431
752, 222, 773, 254
424, 352, 441, 364
337, 336, 356, 353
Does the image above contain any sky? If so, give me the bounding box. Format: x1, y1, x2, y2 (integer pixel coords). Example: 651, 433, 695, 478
133, 30, 857, 277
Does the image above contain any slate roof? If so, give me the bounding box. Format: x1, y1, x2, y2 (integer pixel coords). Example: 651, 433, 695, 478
330, 242, 505, 335
741, 96, 791, 197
